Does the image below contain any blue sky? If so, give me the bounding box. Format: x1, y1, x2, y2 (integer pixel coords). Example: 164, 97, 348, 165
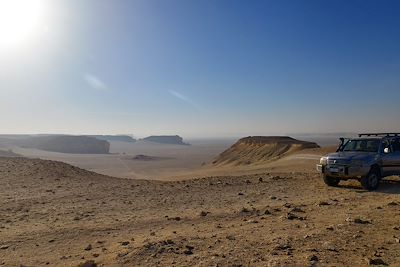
1, 0, 400, 137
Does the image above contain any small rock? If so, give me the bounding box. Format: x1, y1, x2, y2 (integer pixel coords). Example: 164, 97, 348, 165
184, 245, 194, 255
274, 242, 291, 251
290, 207, 304, 213
323, 242, 338, 252
121, 241, 130, 246
387, 201, 398, 206
0, 245, 9, 250
84, 244, 92, 251
308, 255, 318, 261
117, 251, 129, 258
226, 235, 235, 241
258, 177, 263, 182
286, 212, 305, 221
326, 225, 334, 231
270, 196, 277, 200
163, 239, 175, 245
200, 211, 208, 217
354, 218, 371, 224
240, 207, 251, 213
78, 260, 97, 267
368, 258, 387, 265
184, 249, 193, 255
317, 201, 330, 206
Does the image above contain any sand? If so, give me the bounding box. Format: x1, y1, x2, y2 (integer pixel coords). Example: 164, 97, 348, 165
1, 155, 400, 266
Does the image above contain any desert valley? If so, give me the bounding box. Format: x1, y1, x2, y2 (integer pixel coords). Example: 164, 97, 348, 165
1, 134, 400, 266
1, 1, 399, 266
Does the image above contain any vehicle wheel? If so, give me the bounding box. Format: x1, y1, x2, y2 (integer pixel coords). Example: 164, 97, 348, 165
323, 175, 340, 187
360, 168, 380, 191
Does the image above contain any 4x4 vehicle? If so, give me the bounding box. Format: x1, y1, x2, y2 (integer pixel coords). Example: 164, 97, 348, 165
316, 133, 400, 191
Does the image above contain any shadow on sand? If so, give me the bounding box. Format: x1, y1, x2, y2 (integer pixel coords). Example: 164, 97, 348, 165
337, 176, 400, 194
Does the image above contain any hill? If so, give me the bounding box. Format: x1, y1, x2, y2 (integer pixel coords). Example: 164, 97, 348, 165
213, 136, 320, 166
88, 135, 137, 143
0, 149, 21, 157
141, 135, 189, 145
16, 135, 110, 154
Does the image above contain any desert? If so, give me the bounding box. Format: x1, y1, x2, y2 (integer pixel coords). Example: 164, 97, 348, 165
1, 135, 400, 266
1, 1, 399, 266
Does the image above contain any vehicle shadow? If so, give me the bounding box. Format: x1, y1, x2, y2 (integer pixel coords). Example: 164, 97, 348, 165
376, 178, 400, 194
337, 176, 400, 194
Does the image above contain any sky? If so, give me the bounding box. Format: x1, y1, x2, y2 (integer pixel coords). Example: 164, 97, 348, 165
0, 0, 400, 138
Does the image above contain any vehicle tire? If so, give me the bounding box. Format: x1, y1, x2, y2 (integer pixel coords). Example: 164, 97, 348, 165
360, 168, 380, 191
323, 175, 340, 187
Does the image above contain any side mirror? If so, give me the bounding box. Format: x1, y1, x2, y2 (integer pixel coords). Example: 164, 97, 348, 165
384, 147, 390, 154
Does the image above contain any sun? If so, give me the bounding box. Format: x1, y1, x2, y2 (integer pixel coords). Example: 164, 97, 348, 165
0, 0, 46, 50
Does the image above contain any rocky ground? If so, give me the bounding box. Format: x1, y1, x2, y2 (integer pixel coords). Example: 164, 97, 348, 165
1, 157, 400, 266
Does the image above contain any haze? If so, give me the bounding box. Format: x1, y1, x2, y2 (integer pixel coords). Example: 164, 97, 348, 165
1, 0, 400, 138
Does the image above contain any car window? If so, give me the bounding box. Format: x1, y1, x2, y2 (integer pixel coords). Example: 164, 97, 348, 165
343, 139, 380, 152
391, 138, 400, 152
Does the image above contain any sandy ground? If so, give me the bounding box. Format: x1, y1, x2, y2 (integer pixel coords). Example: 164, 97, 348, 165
0, 137, 337, 181
2, 140, 231, 180
1, 156, 400, 267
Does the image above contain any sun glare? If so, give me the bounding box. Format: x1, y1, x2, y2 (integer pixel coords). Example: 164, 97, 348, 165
0, 0, 46, 50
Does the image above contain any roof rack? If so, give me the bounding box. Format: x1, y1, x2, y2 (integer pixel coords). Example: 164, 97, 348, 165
358, 133, 400, 137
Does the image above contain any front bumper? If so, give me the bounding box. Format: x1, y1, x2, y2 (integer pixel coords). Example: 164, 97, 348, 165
316, 164, 369, 178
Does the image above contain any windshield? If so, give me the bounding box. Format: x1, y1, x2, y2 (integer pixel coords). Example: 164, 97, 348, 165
342, 139, 380, 152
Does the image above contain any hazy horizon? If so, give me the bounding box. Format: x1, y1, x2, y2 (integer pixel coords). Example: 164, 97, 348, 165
1, 0, 400, 137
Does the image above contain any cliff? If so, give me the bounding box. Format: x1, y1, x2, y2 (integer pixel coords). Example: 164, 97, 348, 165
141, 135, 189, 145
17, 135, 110, 154
213, 136, 319, 166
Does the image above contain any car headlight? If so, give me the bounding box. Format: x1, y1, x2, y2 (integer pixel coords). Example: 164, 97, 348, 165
350, 160, 363, 167
320, 157, 327, 165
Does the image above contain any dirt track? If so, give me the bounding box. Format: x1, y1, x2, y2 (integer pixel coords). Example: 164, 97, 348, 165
1, 157, 400, 266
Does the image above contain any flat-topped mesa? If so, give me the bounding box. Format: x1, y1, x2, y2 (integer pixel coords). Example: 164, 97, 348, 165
213, 136, 320, 166
18, 135, 110, 154
88, 135, 137, 143
141, 135, 190, 145
237, 136, 317, 146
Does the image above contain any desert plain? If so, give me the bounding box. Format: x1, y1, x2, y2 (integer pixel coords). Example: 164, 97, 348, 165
1, 135, 400, 266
